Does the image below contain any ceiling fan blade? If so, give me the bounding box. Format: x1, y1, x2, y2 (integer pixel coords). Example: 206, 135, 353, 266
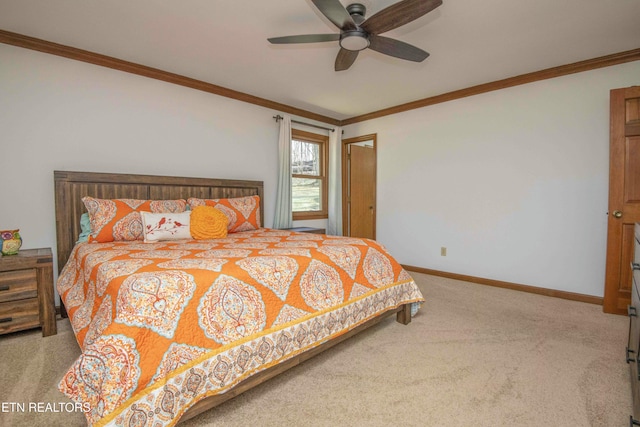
368, 35, 429, 62
335, 48, 359, 71
361, 0, 443, 35
268, 34, 340, 44
311, 0, 356, 31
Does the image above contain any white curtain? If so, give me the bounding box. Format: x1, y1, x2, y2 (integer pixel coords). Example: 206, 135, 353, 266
273, 115, 293, 229
327, 126, 343, 235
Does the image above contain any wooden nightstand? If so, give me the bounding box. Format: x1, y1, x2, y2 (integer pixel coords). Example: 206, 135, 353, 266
284, 227, 326, 234
0, 248, 56, 337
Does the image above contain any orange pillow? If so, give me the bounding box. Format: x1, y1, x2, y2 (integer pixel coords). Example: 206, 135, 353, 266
190, 206, 228, 239
82, 197, 187, 242
187, 195, 260, 233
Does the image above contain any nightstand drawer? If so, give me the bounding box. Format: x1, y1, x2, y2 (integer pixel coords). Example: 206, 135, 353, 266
0, 248, 56, 337
0, 298, 40, 334
0, 268, 38, 303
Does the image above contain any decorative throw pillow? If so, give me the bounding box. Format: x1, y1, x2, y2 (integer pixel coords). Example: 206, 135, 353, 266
187, 195, 260, 233
82, 197, 187, 243
141, 211, 191, 242
190, 206, 229, 239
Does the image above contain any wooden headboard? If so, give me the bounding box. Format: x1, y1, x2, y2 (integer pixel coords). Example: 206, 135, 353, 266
53, 170, 264, 273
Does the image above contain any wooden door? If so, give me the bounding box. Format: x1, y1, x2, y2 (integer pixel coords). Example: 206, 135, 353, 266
342, 135, 376, 239
604, 86, 640, 314
350, 145, 375, 239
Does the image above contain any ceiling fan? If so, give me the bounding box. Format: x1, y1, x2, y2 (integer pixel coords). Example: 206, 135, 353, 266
268, 0, 443, 71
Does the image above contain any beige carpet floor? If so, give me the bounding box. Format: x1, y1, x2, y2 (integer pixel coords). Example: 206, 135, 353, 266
0, 272, 631, 426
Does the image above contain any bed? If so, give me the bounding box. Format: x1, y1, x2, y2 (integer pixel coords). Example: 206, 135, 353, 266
53, 170, 424, 426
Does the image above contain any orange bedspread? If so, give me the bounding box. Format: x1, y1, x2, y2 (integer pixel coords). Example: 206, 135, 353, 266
57, 229, 424, 426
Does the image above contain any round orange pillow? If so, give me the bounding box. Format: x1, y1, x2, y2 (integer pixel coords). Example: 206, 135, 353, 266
190, 206, 229, 239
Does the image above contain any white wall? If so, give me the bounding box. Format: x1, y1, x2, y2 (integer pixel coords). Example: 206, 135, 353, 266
344, 61, 640, 297
0, 44, 288, 277
3, 41, 639, 299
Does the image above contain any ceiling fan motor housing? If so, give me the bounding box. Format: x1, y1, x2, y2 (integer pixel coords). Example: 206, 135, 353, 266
346, 3, 367, 24
340, 3, 368, 51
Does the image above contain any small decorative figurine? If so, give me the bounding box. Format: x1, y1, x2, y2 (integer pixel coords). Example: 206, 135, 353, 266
0, 229, 22, 255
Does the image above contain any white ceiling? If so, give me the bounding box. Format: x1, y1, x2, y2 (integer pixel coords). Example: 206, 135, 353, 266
0, 0, 638, 121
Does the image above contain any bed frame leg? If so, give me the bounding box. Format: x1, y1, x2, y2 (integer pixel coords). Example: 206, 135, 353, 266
396, 303, 412, 325
59, 301, 68, 318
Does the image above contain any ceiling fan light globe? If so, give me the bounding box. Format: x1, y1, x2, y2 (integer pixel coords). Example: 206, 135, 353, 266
339, 31, 370, 51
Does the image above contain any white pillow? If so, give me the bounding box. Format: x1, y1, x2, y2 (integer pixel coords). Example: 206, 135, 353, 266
141, 211, 191, 242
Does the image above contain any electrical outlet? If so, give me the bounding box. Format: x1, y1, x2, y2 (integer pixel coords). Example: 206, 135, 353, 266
441, 247, 447, 256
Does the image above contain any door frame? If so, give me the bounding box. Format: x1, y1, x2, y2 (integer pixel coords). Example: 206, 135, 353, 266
342, 134, 377, 238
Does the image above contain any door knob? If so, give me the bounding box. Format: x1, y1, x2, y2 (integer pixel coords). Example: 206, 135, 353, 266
613, 210, 623, 218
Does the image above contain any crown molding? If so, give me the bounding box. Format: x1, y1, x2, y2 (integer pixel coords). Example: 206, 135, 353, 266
1, 29, 638, 128
341, 47, 640, 125
0, 29, 341, 126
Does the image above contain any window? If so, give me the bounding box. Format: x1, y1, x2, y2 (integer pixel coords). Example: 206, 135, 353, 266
291, 129, 328, 220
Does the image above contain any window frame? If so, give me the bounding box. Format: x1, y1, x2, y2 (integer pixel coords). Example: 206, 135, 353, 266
291, 128, 329, 220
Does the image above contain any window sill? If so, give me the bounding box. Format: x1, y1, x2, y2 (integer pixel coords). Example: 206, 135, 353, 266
292, 213, 328, 221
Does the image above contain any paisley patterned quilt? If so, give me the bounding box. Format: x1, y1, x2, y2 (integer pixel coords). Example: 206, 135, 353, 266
57, 228, 424, 426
